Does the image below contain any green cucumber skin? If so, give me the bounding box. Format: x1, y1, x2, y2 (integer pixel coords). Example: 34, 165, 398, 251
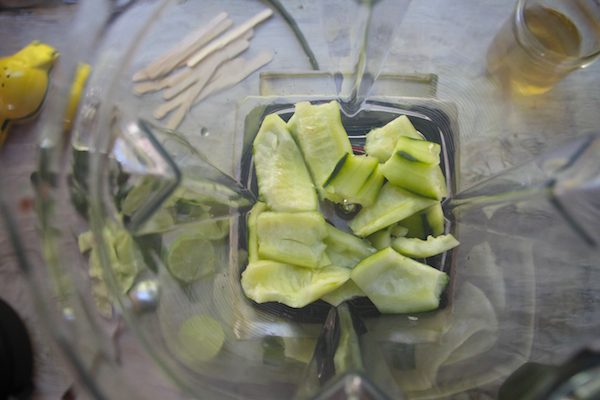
323, 153, 350, 187
394, 136, 441, 165
354, 165, 385, 208
253, 114, 318, 212
324, 154, 382, 207
365, 115, 423, 163
350, 247, 449, 314
380, 153, 448, 200
392, 234, 460, 258
287, 101, 353, 188
348, 183, 438, 237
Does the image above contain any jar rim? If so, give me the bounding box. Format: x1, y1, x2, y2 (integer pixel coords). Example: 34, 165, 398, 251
514, 0, 600, 69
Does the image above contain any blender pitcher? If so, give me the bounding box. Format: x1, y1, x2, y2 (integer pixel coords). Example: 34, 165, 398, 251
17, 0, 600, 399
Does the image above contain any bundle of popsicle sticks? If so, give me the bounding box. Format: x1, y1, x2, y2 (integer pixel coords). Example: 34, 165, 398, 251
132, 9, 274, 130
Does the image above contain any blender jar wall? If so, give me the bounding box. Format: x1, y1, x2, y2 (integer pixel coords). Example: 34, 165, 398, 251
29, 0, 600, 399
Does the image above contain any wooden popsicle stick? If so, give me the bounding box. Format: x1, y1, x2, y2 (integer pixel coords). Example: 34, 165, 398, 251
135, 30, 253, 97
163, 32, 251, 100
133, 67, 193, 95
133, 12, 230, 81
165, 50, 273, 130
133, 80, 163, 96
191, 50, 273, 107
160, 67, 193, 88
133, 12, 233, 82
153, 58, 244, 120
186, 8, 272, 68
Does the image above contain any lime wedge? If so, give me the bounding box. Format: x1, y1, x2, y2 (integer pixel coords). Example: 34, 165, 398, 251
177, 315, 225, 362
167, 237, 215, 283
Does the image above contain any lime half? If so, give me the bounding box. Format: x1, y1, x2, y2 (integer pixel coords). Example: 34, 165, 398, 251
167, 237, 215, 283
177, 315, 225, 363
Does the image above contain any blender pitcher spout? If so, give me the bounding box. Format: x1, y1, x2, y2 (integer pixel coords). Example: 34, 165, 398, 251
104, 116, 255, 235
321, 0, 411, 117
448, 133, 600, 253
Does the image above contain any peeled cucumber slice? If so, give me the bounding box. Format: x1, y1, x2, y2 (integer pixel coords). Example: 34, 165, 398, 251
381, 153, 448, 200
424, 203, 445, 237
324, 153, 383, 207
367, 228, 394, 251
392, 234, 460, 259
253, 114, 318, 212
321, 279, 366, 307
390, 224, 410, 238
367, 224, 409, 251
256, 211, 329, 269
351, 247, 449, 314
241, 260, 351, 308
324, 224, 376, 269
287, 101, 353, 189
365, 115, 423, 163
399, 212, 427, 240
348, 183, 438, 237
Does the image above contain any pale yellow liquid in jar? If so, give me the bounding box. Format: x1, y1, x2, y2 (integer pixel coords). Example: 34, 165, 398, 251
487, 5, 582, 96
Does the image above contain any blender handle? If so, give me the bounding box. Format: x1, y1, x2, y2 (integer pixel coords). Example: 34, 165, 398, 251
0, 298, 34, 400
499, 348, 600, 400
294, 303, 406, 400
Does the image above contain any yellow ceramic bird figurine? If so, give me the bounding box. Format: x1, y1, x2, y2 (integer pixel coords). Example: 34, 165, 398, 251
0, 41, 58, 148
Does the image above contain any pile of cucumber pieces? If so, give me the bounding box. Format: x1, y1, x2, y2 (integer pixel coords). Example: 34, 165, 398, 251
241, 101, 459, 314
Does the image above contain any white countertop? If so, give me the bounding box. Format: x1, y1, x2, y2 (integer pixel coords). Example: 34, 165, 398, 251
2, 1, 600, 399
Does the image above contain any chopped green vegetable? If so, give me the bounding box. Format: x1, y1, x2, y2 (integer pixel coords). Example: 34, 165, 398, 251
351, 247, 449, 314
324, 224, 376, 269
392, 234, 460, 259
424, 202, 445, 237
365, 115, 423, 163
83, 225, 147, 318
256, 211, 329, 268
287, 101, 353, 193
390, 224, 410, 238
399, 212, 427, 240
348, 183, 438, 238
247, 201, 269, 263
78, 230, 95, 253
253, 113, 318, 212
393, 136, 441, 165
283, 337, 317, 364
380, 152, 447, 200
244, 104, 455, 314
241, 260, 351, 308
324, 153, 383, 207
120, 179, 156, 216
321, 279, 366, 307
367, 223, 409, 251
